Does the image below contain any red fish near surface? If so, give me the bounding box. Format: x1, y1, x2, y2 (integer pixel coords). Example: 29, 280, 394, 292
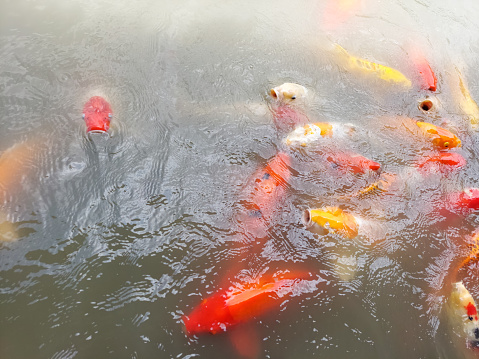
235, 152, 291, 242
444, 188, 479, 214
407, 46, 437, 91
183, 271, 312, 336
415, 152, 466, 175
325, 151, 381, 174
83, 96, 112, 133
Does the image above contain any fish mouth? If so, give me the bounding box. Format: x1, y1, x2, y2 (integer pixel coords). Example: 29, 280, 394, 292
419, 99, 434, 112
270, 88, 279, 99
302, 209, 312, 227
87, 129, 108, 134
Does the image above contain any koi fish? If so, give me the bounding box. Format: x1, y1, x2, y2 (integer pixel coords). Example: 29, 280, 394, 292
270, 83, 310, 133
237, 152, 291, 241
416, 121, 461, 149
321, 0, 362, 31
456, 72, 479, 129
407, 47, 437, 91
415, 152, 466, 175
335, 44, 412, 88
325, 151, 381, 174
303, 206, 359, 239
183, 271, 312, 335
283, 122, 359, 147
270, 83, 308, 105
454, 230, 479, 280
447, 281, 479, 349
339, 172, 396, 199
444, 188, 479, 214
82, 96, 112, 133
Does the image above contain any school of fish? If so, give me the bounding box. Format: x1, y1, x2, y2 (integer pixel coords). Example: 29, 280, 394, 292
1, 2, 478, 358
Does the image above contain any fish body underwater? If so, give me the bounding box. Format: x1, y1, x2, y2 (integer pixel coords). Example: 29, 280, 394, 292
83, 96, 112, 133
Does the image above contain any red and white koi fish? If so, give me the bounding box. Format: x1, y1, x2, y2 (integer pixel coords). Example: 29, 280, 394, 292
82, 96, 112, 133
269, 83, 310, 133
415, 151, 466, 175
447, 281, 479, 350
443, 188, 479, 215
325, 151, 381, 174
415, 121, 461, 149
183, 271, 313, 336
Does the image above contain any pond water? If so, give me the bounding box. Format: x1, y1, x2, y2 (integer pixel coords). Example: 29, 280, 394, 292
1, 0, 479, 358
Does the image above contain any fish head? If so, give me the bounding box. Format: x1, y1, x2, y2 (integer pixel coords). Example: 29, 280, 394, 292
416, 121, 461, 149
83, 96, 112, 133
183, 291, 233, 336
270, 83, 308, 104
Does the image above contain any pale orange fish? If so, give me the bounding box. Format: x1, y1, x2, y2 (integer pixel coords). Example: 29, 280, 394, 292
303, 206, 359, 239
416, 121, 461, 149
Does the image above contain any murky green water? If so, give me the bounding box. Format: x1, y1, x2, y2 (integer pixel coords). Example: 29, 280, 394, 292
1, 0, 479, 358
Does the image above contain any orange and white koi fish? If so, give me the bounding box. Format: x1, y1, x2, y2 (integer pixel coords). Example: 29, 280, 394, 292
447, 281, 479, 350
415, 151, 466, 175
83, 96, 112, 133
325, 151, 381, 174
416, 121, 461, 149
303, 206, 359, 239
335, 44, 412, 88
283, 122, 358, 147
183, 271, 313, 335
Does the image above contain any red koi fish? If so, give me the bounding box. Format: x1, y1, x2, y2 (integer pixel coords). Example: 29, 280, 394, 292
82, 96, 112, 133
236, 152, 291, 242
415, 152, 466, 175
321, 0, 362, 31
407, 47, 437, 91
325, 151, 380, 174
183, 271, 311, 336
444, 188, 479, 214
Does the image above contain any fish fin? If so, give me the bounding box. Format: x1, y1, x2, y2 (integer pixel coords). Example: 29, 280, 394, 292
229, 324, 261, 359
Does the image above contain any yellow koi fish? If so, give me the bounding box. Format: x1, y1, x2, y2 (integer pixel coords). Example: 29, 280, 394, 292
338, 172, 397, 200
447, 281, 479, 350
303, 206, 359, 239
457, 74, 479, 129
335, 44, 412, 88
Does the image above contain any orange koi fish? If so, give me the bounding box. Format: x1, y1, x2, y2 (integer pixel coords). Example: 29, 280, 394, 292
454, 230, 479, 281
303, 207, 359, 239
83, 96, 112, 133
325, 151, 381, 174
183, 271, 312, 335
236, 152, 291, 242
335, 44, 412, 88
415, 152, 466, 175
339, 172, 396, 199
416, 121, 461, 149
447, 281, 479, 350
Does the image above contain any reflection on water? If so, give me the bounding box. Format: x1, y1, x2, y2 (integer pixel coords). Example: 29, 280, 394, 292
1, 0, 479, 358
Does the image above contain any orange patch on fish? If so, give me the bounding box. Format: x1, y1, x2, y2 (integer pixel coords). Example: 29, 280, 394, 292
416, 121, 461, 149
